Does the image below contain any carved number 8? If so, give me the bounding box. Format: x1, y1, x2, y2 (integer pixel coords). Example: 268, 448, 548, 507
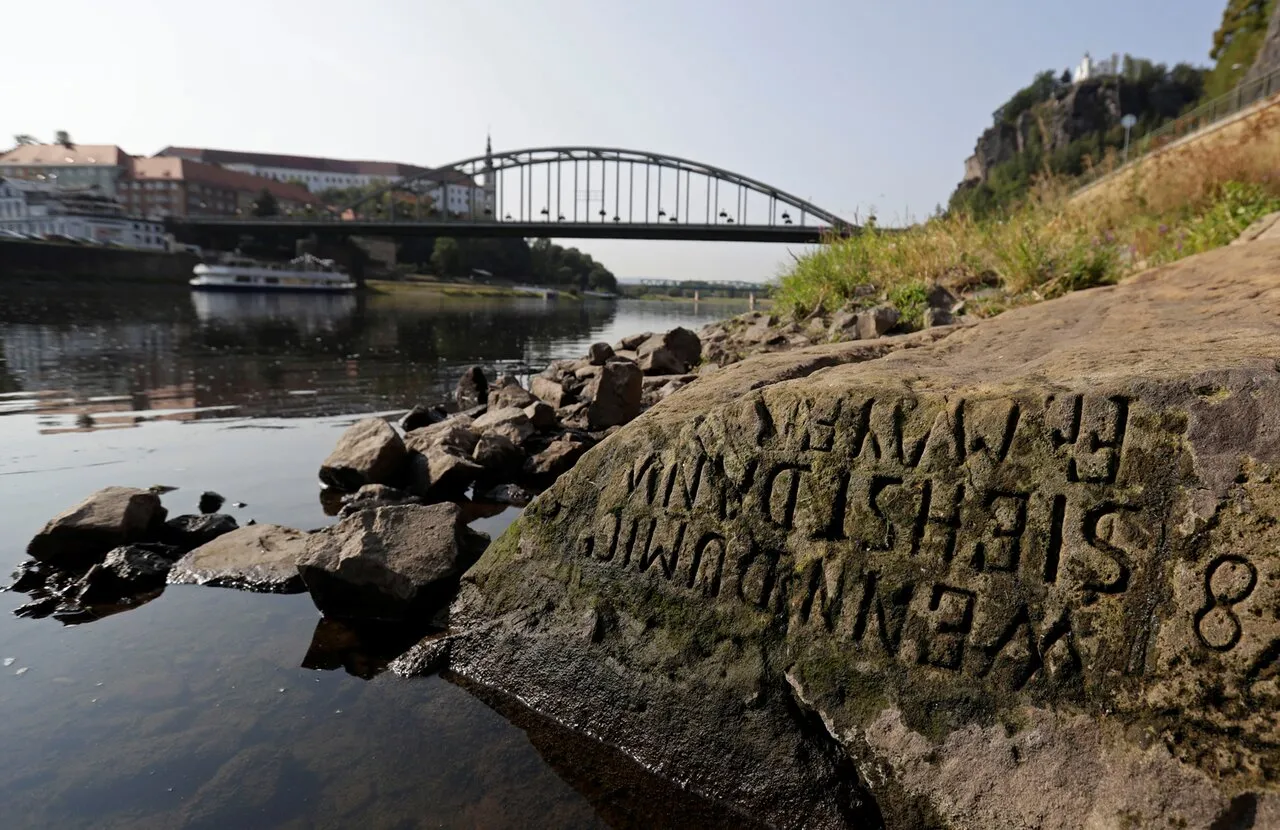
1194, 554, 1258, 652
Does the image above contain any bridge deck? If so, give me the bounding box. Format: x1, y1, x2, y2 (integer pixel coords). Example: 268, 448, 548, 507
165, 218, 833, 244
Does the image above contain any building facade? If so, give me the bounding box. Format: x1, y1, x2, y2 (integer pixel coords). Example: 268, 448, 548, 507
0, 178, 167, 249
0, 144, 133, 196
124, 157, 318, 218
154, 144, 491, 216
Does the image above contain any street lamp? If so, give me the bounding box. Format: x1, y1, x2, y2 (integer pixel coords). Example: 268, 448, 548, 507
1121, 114, 1138, 164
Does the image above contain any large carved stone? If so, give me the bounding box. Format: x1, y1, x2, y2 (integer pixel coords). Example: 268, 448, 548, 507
449, 241, 1280, 829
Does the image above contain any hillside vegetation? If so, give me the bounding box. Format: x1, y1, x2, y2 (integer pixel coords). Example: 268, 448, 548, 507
776, 106, 1280, 321
775, 0, 1280, 325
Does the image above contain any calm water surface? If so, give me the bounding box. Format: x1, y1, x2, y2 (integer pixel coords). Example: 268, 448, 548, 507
0, 284, 748, 829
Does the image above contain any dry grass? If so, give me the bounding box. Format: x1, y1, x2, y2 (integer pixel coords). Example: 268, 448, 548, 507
776, 105, 1280, 318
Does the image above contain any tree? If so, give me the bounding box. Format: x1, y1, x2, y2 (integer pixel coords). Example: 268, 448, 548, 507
252, 188, 279, 217
54, 130, 73, 149
12, 134, 36, 147
1204, 0, 1277, 97
431, 237, 463, 277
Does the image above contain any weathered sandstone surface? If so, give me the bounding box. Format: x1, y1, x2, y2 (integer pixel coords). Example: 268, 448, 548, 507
449, 240, 1280, 829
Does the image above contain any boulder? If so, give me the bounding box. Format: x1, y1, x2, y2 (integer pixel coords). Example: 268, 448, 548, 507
488, 375, 537, 410
587, 342, 615, 365
298, 504, 490, 621
400, 404, 446, 433
76, 544, 174, 604
406, 445, 484, 501
855, 303, 899, 340
587, 360, 642, 430
472, 432, 524, 474
637, 328, 702, 375
531, 375, 571, 408
27, 486, 168, 569
524, 437, 591, 479
167, 524, 308, 593
455, 366, 489, 410
524, 400, 557, 431
472, 407, 536, 446
449, 242, 1280, 829
161, 513, 239, 553
319, 418, 406, 491
556, 401, 590, 429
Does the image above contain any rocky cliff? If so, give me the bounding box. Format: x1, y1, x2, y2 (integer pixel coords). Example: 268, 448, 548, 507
1246, 2, 1280, 82
447, 237, 1280, 829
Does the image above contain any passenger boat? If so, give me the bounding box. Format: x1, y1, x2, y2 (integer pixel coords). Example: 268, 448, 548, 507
190, 253, 356, 293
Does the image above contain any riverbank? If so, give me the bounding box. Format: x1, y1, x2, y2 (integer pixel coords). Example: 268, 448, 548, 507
772, 109, 1280, 326
0, 238, 198, 282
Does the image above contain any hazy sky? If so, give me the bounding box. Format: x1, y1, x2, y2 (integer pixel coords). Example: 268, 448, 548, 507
4, 0, 1222, 281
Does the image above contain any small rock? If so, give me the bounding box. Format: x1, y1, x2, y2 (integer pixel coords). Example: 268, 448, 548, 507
338, 484, 421, 517
475, 483, 534, 506
856, 305, 900, 340
587, 342, 615, 365
400, 404, 446, 433
637, 328, 702, 375
472, 432, 524, 474
297, 504, 490, 621
531, 375, 571, 408
525, 438, 591, 479
524, 400, 557, 430
588, 360, 643, 429
487, 375, 537, 410
406, 445, 484, 501
455, 366, 489, 410
77, 545, 174, 604
472, 407, 536, 446
556, 401, 590, 429
162, 514, 239, 553
319, 418, 407, 492
615, 331, 653, 352
26, 487, 168, 570
828, 309, 859, 336
922, 307, 954, 328
198, 491, 225, 514
927, 283, 958, 312
405, 415, 477, 451
167, 524, 308, 594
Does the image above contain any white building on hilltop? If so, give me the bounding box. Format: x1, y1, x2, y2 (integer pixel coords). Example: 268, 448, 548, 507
1073, 52, 1121, 83
0, 178, 167, 249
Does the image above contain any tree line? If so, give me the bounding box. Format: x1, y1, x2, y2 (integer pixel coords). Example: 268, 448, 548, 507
396, 236, 617, 293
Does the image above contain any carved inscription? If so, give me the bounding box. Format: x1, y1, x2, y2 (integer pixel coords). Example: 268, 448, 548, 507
572, 391, 1145, 693
1195, 554, 1259, 652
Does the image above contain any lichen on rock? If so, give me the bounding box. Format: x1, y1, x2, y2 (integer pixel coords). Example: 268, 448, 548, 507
449, 240, 1280, 829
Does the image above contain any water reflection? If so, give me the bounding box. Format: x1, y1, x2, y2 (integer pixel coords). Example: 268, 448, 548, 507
0, 282, 752, 828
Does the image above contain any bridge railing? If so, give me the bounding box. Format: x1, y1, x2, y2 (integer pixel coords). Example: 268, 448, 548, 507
1075, 64, 1280, 191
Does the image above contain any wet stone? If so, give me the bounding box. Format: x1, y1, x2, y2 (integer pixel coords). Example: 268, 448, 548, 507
161, 513, 239, 553
26, 486, 168, 570
167, 524, 307, 594
448, 243, 1280, 830
319, 418, 407, 492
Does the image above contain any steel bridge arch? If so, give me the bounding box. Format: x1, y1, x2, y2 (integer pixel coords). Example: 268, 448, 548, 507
343, 146, 852, 231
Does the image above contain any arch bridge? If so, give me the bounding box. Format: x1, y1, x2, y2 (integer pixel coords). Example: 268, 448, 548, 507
166, 146, 856, 245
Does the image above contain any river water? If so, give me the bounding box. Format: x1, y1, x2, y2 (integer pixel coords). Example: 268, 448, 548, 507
0, 284, 748, 829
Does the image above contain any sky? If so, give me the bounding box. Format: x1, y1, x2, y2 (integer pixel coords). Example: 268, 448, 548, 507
3, 0, 1224, 281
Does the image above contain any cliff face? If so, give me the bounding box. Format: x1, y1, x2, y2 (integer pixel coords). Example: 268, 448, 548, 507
958, 74, 1200, 195
1246, 3, 1280, 82
961, 79, 1126, 187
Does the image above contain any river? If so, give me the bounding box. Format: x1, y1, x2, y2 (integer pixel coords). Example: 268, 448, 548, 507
0, 284, 750, 829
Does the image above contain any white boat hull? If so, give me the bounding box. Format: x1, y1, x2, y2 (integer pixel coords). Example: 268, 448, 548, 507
190, 263, 356, 293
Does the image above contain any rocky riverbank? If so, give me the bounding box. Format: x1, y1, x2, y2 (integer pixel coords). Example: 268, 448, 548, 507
15, 235, 1280, 826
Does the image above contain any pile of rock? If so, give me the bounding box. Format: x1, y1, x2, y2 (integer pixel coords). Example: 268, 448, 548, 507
699, 284, 969, 369
318, 327, 707, 510
13, 486, 245, 622
12, 485, 490, 630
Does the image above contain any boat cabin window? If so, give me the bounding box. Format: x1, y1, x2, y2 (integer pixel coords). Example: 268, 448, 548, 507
264, 277, 279, 285
235, 275, 252, 283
